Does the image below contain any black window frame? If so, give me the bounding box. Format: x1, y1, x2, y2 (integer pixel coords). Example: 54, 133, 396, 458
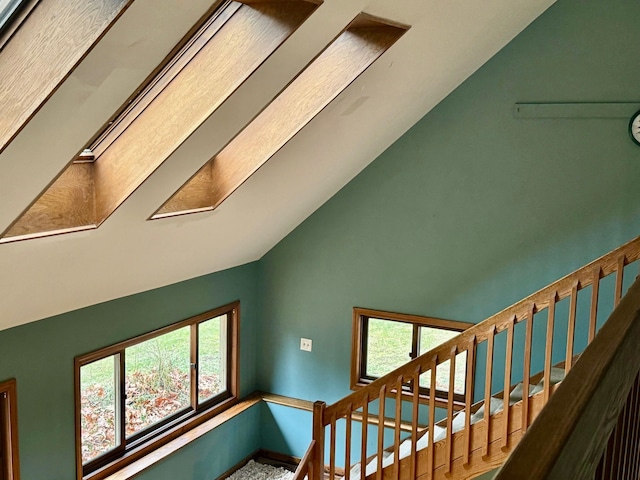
351, 307, 474, 406
74, 301, 239, 480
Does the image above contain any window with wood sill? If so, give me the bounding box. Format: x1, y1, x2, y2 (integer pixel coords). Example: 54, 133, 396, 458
75, 302, 239, 480
351, 308, 474, 405
0, 379, 19, 480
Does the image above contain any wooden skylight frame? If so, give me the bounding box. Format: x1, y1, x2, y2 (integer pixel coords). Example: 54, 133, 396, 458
0, 0, 321, 243
152, 13, 409, 219
0, 0, 132, 154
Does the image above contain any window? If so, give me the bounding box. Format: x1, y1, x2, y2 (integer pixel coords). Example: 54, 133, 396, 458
75, 302, 239, 479
0, 379, 19, 480
351, 308, 473, 404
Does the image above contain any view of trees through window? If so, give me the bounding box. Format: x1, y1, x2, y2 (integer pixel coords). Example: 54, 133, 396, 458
78, 308, 235, 469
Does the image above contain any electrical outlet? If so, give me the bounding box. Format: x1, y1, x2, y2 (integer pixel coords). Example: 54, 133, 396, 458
300, 338, 312, 352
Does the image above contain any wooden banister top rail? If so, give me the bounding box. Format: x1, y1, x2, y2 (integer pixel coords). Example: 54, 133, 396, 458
494, 276, 640, 479
292, 440, 315, 480
324, 235, 640, 421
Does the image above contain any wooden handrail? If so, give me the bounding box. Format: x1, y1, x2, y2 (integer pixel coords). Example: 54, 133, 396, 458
325, 236, 640, 421
292, 440, 315, 480
495, 276, 640, 479
308, 234, 640, 480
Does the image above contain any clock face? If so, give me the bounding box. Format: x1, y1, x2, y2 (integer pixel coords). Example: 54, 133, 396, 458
630, 110, 640, 146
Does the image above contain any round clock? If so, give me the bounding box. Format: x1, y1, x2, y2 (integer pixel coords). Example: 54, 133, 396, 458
630, 110, 640, 146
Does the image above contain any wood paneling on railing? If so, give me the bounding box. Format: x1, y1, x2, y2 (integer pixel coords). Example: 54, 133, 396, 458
1, 0, 320, 243
494, 276, 640, 480
305, 235, 640, 480
0, 0, 131, 155
153, 13, 409, 219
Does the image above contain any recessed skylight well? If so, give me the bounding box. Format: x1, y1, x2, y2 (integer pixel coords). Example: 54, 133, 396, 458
153, 13, 409, 219
0, 0, 321, 243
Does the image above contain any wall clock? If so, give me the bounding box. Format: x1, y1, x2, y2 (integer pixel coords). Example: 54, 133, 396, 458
630, 110, 640, 146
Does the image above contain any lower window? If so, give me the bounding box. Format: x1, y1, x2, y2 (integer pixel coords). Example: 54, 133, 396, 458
75, 302, 239, 479
0, 379, 19, 480
351, 308, 473, 403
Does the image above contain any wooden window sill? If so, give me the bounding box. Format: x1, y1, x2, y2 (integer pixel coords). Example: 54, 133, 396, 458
95, 394, 263, 480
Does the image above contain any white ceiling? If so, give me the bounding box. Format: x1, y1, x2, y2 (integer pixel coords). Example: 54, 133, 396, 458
0, 0, 555, 330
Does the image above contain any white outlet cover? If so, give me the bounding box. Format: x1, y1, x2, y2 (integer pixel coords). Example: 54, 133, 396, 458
300, 338, 312, 352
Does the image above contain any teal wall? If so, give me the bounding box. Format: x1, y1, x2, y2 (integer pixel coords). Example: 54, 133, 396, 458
257, 0, 640, 406
137, 404, 262, 480
0, 262, 259, 480
5, 0, 640, 478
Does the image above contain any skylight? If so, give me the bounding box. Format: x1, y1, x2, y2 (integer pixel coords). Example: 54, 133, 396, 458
0, 0, 321, 243
153, 13, 409, 219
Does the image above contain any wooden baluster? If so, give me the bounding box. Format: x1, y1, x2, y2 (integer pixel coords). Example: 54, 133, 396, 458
627, 375, 640, 480
312, 401, 326, 480
427, 355, 438, 480
410, 365, 420, 480
625, 376, 636, 480
483, 326, 495, 457
361, 395, 369, 480
502, 317, 515, 450
602, 414, 616, 478
589, 267, 601, 343
624, 378, 635, 480
445, 346, 457, 474
377, 384, 386, 480
463, 337, 476, 466
345, 403, 352, 480
522, 304, 534, 433
631, 377, 639, 480
615, 255, 625, 307
565, 281, 578, 375
543, 291, 556, 404
330, 413, 337, 480
394, 376, 402, 480
619, 378, 636, 480
610, 391, 627, 479
633, 376, 640, 480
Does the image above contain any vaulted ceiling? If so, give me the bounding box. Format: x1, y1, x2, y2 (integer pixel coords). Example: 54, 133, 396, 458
0, 0, 555, 330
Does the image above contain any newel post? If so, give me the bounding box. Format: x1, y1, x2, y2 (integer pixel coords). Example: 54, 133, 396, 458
312, 400, 326, 480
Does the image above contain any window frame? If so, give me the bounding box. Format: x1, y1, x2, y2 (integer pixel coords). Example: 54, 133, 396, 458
74, 301, 239, 480
0, 0, 34, 50
0, 378, 19, 480
351, 307, 474, 407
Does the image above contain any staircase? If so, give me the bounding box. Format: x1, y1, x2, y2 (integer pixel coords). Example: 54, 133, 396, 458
293, 235, 640, 480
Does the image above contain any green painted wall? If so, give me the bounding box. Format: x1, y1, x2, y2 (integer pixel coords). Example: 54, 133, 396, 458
257, 0, 640, 407
0, 262, 259, 480
137, 404, 262, 480
5, 0, 640, 478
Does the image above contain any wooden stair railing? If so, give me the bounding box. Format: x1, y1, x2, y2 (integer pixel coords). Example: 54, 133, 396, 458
494, 275, 640, 480
300, 235, 640, 480
292, 440, 316, 480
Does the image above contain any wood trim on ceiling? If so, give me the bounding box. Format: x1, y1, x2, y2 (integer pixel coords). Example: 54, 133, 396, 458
0, 0, 321, 243
152, 13, 410, 219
